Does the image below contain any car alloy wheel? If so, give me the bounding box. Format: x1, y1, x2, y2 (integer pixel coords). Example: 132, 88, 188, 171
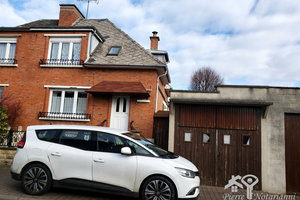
142, 176, 176, 200
22, 164, 51, 195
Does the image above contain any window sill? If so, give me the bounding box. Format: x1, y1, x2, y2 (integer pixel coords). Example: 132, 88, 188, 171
137, 99, 150, 103
0, 63, 18, 67
39, 117, 90, 122
40, 64, 83, 68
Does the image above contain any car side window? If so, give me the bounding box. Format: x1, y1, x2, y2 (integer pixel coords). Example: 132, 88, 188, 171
126, 140, 152, 156
36, 129, 59, 143
97, 132, 126, 153
59, 130, 97, 151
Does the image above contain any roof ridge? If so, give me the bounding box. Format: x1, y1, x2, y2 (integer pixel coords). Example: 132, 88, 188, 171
102, 19, 166, 66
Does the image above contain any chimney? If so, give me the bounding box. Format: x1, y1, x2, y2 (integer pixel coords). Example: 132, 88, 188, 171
150, 31, 160, 50
58, 4, 85, 26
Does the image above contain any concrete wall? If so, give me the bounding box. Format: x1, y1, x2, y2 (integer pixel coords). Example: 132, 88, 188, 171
169, 86, 300, 194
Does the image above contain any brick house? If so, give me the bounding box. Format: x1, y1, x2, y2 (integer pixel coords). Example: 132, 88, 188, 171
0, 4, 170, 139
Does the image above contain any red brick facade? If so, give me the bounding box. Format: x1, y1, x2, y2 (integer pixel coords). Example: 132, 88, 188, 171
0, 29, 168, 138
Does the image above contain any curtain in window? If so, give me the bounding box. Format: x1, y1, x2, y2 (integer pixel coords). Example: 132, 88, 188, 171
0, 43, 7, 59
61, 43, 70, 61
50, 43, 59, 61
76, 92, 87, 114
50, 91, 61, 112
63, 91, 74, 113
8, 43, 16, 63
72, 43, 81, 62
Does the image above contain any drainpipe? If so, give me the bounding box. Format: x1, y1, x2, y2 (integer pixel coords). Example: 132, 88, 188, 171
155, 71, 168, 112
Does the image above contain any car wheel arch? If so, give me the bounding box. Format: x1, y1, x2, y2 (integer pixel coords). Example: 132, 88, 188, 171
139, 174, 178, 198
21, 161, 53, 180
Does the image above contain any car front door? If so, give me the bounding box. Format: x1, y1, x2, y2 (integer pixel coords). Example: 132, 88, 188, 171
92, 132, 137, 191
47, 129, 96, 180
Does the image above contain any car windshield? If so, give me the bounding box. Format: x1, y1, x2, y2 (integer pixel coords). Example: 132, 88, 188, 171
122, 132, 178, 159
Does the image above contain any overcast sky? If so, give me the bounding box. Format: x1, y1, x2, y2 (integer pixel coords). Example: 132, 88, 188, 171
1, 0, 300, 89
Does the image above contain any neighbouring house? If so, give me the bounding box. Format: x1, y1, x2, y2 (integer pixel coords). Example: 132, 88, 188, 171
0, 4, 171, 139
168, 85, 300, 194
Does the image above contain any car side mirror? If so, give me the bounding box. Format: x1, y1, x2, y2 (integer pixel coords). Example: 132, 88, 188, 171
121, 147, 132, 155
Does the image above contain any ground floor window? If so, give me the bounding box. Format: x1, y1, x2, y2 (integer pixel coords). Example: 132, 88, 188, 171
0, 87, 3, 102
49, 90, 87, 114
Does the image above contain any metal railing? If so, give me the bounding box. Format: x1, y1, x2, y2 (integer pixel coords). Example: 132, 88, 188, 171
38, 112, 91, 120
0, 58, 17, 64
39, 59, 84, 66
0, 130, 24, 148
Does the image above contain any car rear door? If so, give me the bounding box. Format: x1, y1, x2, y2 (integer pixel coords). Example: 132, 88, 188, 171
92, 132, 137, 191
47, 129, 96, 180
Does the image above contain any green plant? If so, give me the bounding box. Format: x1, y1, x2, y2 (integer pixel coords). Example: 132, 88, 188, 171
0, 106, 8, 131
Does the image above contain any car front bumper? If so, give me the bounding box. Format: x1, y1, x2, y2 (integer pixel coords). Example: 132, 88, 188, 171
174, 175, 200, 199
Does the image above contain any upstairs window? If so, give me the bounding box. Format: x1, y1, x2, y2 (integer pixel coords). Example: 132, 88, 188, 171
107, 46, 121, 56
49, 90, 87, 114
47, 38, 81, 64
0, 38, 16, 64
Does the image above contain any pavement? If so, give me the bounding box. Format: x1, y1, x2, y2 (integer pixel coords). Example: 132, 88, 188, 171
0, 166, 299, 200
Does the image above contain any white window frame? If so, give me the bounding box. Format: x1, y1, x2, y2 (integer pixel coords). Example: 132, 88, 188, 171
44, 37, 82, 67
48, 89, 87, 114
0, 38, 17, 65
0, 84, 9, 102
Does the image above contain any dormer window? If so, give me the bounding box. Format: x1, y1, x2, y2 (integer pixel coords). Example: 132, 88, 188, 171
0, 38, 16, 64
107, 46, 121, 56
47, 38, 81, 65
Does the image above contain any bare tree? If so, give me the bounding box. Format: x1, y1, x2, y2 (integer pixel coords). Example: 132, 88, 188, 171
190, 67, 224, 92
1, 94, 22, 129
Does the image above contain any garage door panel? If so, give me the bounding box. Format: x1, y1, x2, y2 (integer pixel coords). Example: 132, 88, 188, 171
285, 113, 300, 194
174, 127, 216, 185
175, 104, 261, 188
217, 130, 239, 186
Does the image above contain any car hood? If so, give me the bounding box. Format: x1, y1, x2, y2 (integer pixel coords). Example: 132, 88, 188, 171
163, 156, 198, 171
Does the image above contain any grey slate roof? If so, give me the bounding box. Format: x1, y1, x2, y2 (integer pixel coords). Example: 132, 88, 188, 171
18, 20, 59, 28
74, 19, 165, 67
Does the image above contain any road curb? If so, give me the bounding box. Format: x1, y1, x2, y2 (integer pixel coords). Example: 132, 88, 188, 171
0, 194, 53, 200
0, 194, 18, 200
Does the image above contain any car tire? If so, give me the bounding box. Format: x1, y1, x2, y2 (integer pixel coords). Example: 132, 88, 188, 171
21, 163, 52, 195
141, 175, 176, 200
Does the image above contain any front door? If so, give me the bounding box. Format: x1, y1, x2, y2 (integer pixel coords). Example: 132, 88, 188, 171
110, 96, 130, 130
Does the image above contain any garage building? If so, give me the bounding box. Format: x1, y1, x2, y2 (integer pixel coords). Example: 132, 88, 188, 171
168, 85, 300, 194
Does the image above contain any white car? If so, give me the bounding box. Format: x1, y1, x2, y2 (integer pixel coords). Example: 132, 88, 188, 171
11, 125, 200, 200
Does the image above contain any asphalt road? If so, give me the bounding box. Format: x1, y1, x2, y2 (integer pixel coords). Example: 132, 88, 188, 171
0, 166, 136, 200
1, 166, 298, 200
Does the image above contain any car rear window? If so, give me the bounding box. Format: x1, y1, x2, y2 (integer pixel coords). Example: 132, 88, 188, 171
36, 130, 59, 143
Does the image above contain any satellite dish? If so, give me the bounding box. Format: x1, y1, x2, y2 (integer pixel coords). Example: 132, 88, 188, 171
77, 0, 100, 19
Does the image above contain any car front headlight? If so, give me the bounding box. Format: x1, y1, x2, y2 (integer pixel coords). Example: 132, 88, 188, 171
175, 167, 195, 178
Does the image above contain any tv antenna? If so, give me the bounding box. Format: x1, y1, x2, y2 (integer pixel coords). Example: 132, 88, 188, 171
77, 0, 99, 19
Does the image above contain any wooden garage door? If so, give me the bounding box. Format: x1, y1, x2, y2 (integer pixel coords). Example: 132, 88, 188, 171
285, 113, 300, 194
174, 104, 261, 188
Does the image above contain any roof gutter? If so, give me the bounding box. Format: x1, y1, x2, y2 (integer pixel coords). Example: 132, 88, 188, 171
155, 70, 168, 112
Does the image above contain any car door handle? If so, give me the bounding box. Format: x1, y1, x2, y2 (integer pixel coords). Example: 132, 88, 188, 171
93, 158, 104, 163
51, 152, 61, 157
